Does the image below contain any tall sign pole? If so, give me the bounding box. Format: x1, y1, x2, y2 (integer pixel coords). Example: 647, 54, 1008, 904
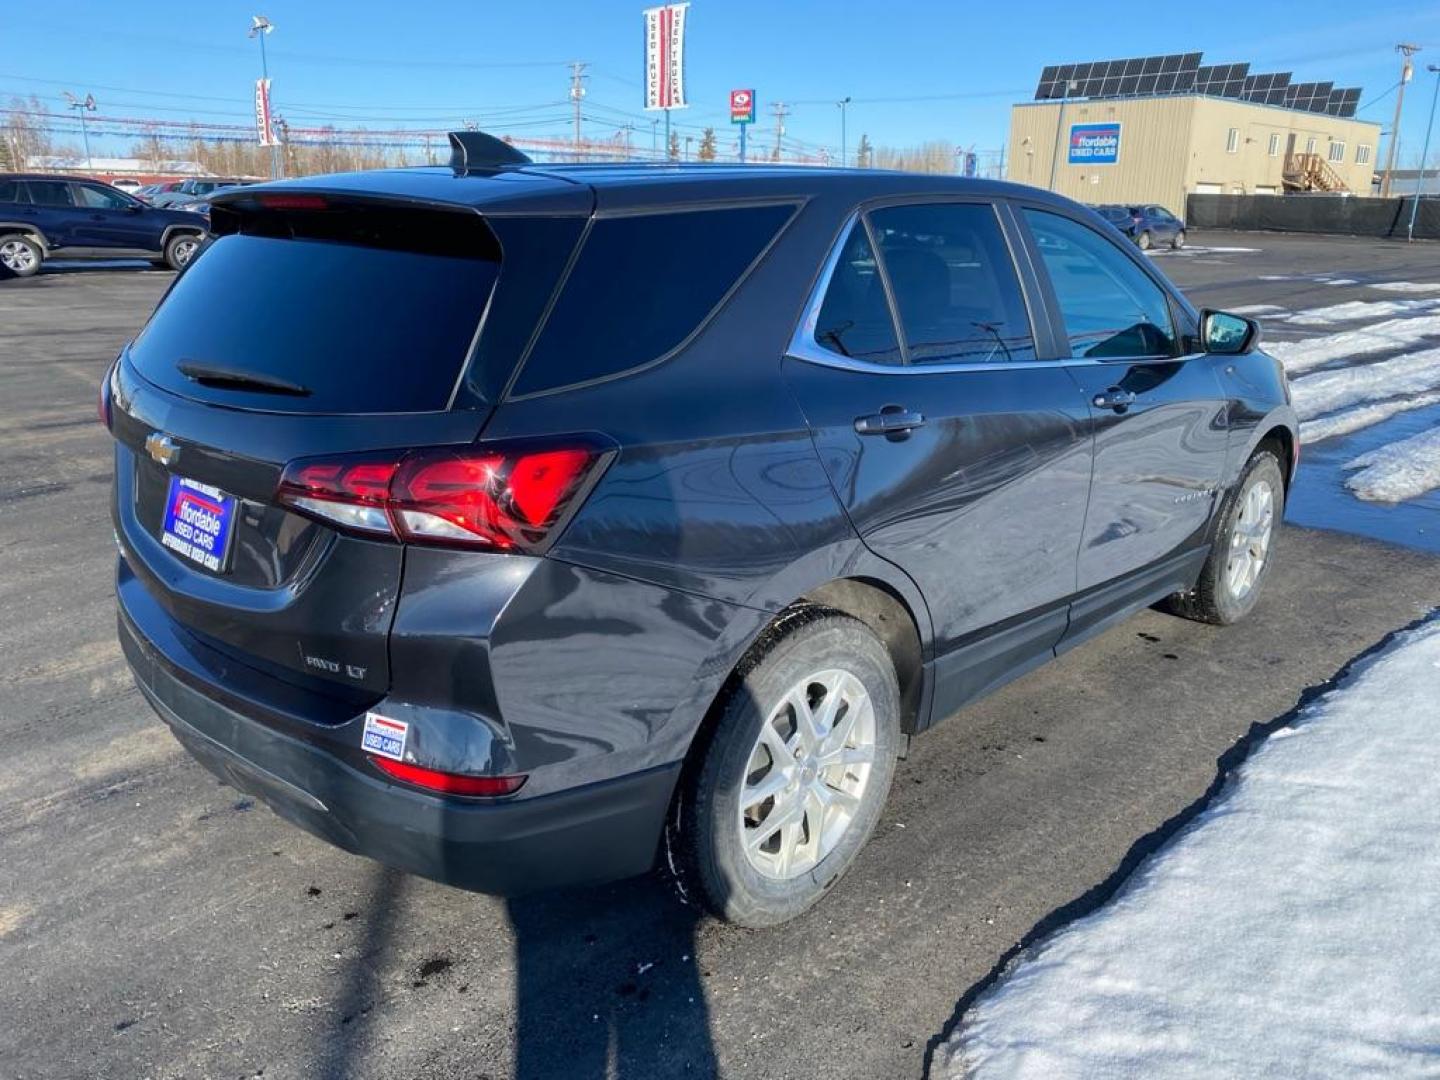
643, 4, 690, 161
730, 88, 755, 164
249, 16, 280, 178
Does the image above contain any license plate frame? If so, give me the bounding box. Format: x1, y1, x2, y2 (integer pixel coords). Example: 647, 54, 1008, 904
159, 475, 238, 574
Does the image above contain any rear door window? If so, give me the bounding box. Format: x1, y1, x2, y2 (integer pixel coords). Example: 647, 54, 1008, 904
1023, 209, 1178, 360
129, 205, 501, 414
869, 202, 1036, 365
27, 181, 75, 207
0, 179, 24, 203
510, 203, 795, 397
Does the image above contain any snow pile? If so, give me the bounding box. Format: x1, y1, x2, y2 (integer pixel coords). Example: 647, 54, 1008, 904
1288, 345, 1440, 419
1267, 314, 1440, 375
1302, 390, 1440, 443
943, 619, 1440, 1080
1343, 427, 1440, 502
1283, 297, 1440, 327
1370, 281, 1440, 294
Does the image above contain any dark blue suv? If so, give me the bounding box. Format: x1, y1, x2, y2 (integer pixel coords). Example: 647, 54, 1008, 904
1097, 203, 1187, 250
0, 174, 207, 277
106, 134, 1296, 926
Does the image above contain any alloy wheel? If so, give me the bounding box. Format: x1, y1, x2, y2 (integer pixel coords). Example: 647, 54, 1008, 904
1, 240, 37, 273
737, 668, 876, 881
1226, 478, 1274, 600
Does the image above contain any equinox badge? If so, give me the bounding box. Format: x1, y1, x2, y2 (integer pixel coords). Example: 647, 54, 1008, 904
145, 432, 180, 467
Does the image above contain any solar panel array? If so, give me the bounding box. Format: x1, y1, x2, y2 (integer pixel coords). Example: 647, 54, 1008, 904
1034, 52, 1360, 117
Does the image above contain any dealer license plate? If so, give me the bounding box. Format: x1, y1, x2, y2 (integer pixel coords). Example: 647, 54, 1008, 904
159, 475, 237, 573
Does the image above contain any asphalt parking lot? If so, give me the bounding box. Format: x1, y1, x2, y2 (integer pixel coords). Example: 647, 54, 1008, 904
2, 232, 1438, 1080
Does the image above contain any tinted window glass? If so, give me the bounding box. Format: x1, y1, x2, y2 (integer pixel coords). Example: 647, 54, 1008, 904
75, 184, 131, 210
27, 181, 75, 207
512, 204, 793, 396
130, 229, 499, 413
870, 203, 1036, 365
1024, 209, 1178, 360
810, 222, 901, 365
0, 180, 22, 203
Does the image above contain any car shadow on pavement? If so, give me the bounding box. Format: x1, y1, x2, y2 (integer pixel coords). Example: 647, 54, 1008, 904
508, 876, 718, 1079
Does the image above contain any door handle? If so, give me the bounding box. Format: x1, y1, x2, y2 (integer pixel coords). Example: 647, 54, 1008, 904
1092, 388, 1137, 412
854, 408, 927, 435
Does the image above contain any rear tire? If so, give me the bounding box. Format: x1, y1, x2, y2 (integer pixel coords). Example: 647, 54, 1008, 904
0, 235, 42, 278
1172, 229, 1187, 250
1137, 230, 1153, 251
667, 612, 900, 927
1167, 448, 1285, 625
163, 232, 201, 271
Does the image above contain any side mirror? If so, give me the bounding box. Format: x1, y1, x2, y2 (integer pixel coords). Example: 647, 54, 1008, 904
1200, 309, 1259, 355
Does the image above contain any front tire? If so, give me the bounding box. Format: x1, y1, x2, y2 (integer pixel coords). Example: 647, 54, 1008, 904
0, 236, 42, 278
163, 232, 201, 271
1137, 230, 1153, 251
1172, 229, 1187, 250
668, 612, 900, 927
1168, 448, 1285, 625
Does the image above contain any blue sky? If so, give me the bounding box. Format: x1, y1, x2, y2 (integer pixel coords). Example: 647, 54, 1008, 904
4, 0, 1440, 165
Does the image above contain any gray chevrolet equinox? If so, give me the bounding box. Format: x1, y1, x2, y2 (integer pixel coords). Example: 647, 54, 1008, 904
107, 133, 1297, 927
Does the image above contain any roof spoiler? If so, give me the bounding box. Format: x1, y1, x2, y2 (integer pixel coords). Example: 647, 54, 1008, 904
448, 131, 532, 174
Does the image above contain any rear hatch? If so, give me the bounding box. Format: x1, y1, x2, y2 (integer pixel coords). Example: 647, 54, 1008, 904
109, 187, 587, 701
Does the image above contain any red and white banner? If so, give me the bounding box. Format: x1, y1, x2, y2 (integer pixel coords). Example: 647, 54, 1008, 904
254, 78, 278, 147
643, 4, 689, 111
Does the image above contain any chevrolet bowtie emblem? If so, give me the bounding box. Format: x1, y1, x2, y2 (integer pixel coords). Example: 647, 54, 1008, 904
145, 432, 181, 467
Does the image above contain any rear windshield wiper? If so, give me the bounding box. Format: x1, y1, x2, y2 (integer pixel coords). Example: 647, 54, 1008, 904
177, 361, 311, 397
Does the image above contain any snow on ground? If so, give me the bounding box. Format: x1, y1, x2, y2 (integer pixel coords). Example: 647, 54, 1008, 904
1283, 297, 1440, 327
1229, 303, 1287, 316
943, 618, 1440, 1080
1343, 426, 1440, 502
1301, 390, 1440, 444
1369, 281, 1440, 294
1267, 315, 1440, 376
1288, 345, 1440, 420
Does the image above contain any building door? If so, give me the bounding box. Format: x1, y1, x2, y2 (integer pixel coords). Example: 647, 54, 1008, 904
1285, 133, 1297, 159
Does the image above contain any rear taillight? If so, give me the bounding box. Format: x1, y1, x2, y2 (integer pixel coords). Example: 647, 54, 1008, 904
98, 363, 114, 429
370, 755, 527, 797
276, 442, 608, 553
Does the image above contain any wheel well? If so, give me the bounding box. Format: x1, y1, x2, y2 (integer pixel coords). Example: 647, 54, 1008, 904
1256, 426, 1296, 492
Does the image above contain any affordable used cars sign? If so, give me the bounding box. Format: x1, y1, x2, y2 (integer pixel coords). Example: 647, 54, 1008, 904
1068, 122, 1121, 165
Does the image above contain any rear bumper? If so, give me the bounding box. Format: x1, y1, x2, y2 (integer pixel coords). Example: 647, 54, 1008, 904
118, 587, 680, 896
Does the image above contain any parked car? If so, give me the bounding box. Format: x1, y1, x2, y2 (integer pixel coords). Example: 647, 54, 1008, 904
106, 136, 1297, 927
1096, 203, 1187, 250
0, 174, 207, 275
136, 181, 184, 202
147, 177, 255, 208
109, 178, 143, 194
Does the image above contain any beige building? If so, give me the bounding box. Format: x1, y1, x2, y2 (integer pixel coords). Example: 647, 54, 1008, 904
1009, 95, 1381, 214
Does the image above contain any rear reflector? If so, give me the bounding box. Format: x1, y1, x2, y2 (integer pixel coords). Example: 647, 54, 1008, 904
370, 755, 527, 797
276, 441, 608, 553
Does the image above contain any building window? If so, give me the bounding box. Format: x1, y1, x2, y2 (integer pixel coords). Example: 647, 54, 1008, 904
1305, 137, 1317, 155
1268, 134, 1280, 157
1328, 141, 1345, 163
1226, 128, 1240, 154
1357, 144, 1372, 165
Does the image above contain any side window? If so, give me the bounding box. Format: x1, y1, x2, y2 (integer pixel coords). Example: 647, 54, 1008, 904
868, 202, 1036, 365
512, 203, 795, 396
27, 181, 76, 208
1023, 209, 1178, 360
75, 185, 131, 210
0, 179, 23, 203
810, 221, 902, 365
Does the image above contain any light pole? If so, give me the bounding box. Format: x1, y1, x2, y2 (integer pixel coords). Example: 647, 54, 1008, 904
64, 92, 96, 173
249, 15, 279, 178
1048, 79, 1077, 192
837, 96, 851, 168
1407, 64, 1440, 242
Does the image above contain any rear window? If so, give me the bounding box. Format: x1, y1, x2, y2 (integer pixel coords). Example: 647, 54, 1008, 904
129, 208, 500, 414
510, 203, 794, 397
0, 180, 23, 203
27, 181, 74, 207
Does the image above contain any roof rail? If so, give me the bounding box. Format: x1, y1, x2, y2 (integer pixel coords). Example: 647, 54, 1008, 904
448, 131, 532, 174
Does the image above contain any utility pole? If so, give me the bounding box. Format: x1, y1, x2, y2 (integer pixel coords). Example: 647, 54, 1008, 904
837, 96, 851, 168
63, 92, 96, 173
569, 61, 589, 159
650, 117, 660, 160
769, 101, 789, 162
1382, 44, 1422, 197
1048, 79, 1078, 192
1407, 65, 1440, 241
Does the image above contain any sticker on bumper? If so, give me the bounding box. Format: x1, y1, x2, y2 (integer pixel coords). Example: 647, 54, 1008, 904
362, 712, 408, 761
